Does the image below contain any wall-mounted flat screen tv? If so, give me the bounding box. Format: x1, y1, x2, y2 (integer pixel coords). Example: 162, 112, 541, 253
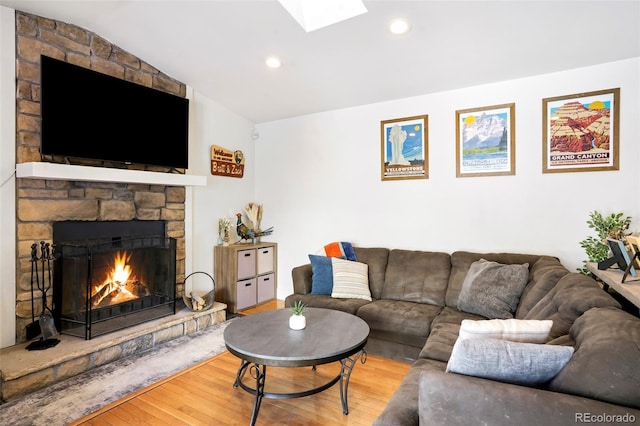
40, 55, 189, 169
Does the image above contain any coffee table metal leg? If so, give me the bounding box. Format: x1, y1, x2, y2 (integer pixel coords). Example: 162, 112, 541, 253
233, 359, 251, 388
248, 364, 266, 426
339, 350, 367, 414
232, 351, 366, 422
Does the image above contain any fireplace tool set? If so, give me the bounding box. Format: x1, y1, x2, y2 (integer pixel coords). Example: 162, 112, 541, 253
26, 241, 60, 350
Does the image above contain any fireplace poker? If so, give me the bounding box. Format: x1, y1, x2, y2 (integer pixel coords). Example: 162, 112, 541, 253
25, 243, 41, 340
25, 242, 59, 351
38, 242, 58, 340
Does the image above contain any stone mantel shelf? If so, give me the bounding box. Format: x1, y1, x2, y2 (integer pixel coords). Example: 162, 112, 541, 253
16, 162, 207, 186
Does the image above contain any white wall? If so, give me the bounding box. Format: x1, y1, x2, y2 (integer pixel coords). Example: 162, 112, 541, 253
189, 93, 256, 286
254, 58, 640, 300
1, 6, 16, 348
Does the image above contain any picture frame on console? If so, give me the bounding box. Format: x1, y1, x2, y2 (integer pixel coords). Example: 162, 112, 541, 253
542, 88, 620, 174
605, 238, 636, 278
380, 115, 428, 181
626, 235, 640, 270
455, 103, 515, 178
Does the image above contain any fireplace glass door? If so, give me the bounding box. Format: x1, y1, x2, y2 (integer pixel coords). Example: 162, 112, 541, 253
55, 235, 176, 339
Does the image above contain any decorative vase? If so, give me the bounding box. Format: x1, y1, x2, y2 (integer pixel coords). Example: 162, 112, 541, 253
289, 314, 306, 330
222, 227, 230, 246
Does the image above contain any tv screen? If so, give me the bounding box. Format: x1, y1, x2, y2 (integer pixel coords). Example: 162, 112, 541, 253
40, 55, 189, 169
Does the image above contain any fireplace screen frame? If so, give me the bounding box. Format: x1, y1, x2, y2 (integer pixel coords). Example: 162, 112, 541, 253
53, 228, 177, 340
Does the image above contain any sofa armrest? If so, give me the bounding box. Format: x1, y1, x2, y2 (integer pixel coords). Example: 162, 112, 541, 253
419, 370, 640, 426
292, 264, 313, 294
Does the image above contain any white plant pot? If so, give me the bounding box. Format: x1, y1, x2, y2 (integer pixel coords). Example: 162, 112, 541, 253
289, 314, 306, 330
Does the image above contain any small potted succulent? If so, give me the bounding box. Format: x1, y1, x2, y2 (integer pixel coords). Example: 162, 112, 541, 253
289, 300, 307, 330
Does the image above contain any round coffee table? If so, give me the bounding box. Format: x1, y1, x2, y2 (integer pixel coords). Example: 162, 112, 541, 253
224, 307, 369, 425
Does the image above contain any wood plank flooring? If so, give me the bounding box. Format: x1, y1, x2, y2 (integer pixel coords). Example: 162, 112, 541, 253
70, 301, 411, 426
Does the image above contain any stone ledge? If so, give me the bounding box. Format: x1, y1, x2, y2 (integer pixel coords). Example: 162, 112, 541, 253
0, 302, 226, 402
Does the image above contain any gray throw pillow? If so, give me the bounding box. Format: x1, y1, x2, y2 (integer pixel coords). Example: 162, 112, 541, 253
457, 259, 529, 319
446, 337, 574, 386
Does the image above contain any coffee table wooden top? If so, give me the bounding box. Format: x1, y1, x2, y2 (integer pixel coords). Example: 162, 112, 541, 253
224, 307, 369, 367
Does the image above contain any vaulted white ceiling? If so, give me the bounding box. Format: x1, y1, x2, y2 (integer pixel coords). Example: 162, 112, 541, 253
2, 0, 639, 123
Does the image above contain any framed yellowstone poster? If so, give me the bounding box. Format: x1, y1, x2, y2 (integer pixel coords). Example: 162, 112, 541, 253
456, 103, 515, 178
380, 115, 428, 181
542, 88, 619, 173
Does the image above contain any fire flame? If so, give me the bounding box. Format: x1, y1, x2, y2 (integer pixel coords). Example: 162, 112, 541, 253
108, 251, 134, 284
92, 251, 138, 306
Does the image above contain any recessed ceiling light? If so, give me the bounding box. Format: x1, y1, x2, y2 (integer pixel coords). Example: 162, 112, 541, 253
265, 56, 282, 69
389, 19, 411, 35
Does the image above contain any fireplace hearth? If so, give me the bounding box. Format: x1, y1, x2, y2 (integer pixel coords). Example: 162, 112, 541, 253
52, 221, 177, 339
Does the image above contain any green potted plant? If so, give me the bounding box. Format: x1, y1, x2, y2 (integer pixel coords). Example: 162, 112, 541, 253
289, 300, 307, 330
578, 210, 632, 274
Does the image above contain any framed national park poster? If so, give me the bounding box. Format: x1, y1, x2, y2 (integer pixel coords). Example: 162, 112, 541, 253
542, 88, 619, 173
455, 103, 515, 178
380, 115, 428, 181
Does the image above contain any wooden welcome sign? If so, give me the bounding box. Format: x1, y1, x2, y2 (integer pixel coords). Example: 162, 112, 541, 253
210, 145, 245, 178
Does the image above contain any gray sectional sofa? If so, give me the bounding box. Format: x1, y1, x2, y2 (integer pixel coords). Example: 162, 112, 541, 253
284, 247, 640, 426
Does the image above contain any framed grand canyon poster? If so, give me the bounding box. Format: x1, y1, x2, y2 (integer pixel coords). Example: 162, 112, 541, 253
542, 88, 620, 173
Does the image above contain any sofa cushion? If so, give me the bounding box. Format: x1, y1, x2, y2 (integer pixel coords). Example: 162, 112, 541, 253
418, 369, 640, 426
284, 293, 369, 315
548, 307, 640, 409
357, 299, 442, 344
445, 251, 547, 308
308, 254, 336, 295
381, 249, 451, 305
457, 259, 529, 319
516, 257, 569, 319
523, 272, 621, 338
291, 263, 313, 294
458, 319, 553, 343
446, 337, 574, 386
419, 307, 485, 362
352, 247, 390, 300
372, 358, 446, 426
330, 258, 371, 301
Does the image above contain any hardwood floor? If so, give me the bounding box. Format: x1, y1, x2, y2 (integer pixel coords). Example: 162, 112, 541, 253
70, 301, 411, 425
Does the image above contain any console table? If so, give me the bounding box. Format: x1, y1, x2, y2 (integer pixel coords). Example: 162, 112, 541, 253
587, 262, 640, 313
214, 242, 277, 313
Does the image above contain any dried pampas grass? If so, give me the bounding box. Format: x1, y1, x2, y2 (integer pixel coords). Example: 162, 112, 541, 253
245, 202, 263, 231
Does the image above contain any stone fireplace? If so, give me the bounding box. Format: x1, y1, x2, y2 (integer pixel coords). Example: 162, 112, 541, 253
15, 177, 188, 343
0, 10, 225, 402
13, 11, 189, 343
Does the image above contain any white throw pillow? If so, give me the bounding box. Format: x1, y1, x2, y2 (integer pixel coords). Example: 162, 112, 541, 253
459, 319, 553, 343
331, 258, 371, 301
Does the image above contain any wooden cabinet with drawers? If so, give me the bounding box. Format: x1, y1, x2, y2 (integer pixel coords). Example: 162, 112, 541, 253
214, 242, 277, 313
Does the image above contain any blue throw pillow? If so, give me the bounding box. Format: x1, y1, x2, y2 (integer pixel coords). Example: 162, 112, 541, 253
309, 254, 335, 295
446, 337, 574, 386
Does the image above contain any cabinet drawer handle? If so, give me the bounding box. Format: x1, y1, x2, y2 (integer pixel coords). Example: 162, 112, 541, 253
263, 277, 270, 281
245, 282, 252, 287
262, 250, 269, 254
244, 253, 251, 257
